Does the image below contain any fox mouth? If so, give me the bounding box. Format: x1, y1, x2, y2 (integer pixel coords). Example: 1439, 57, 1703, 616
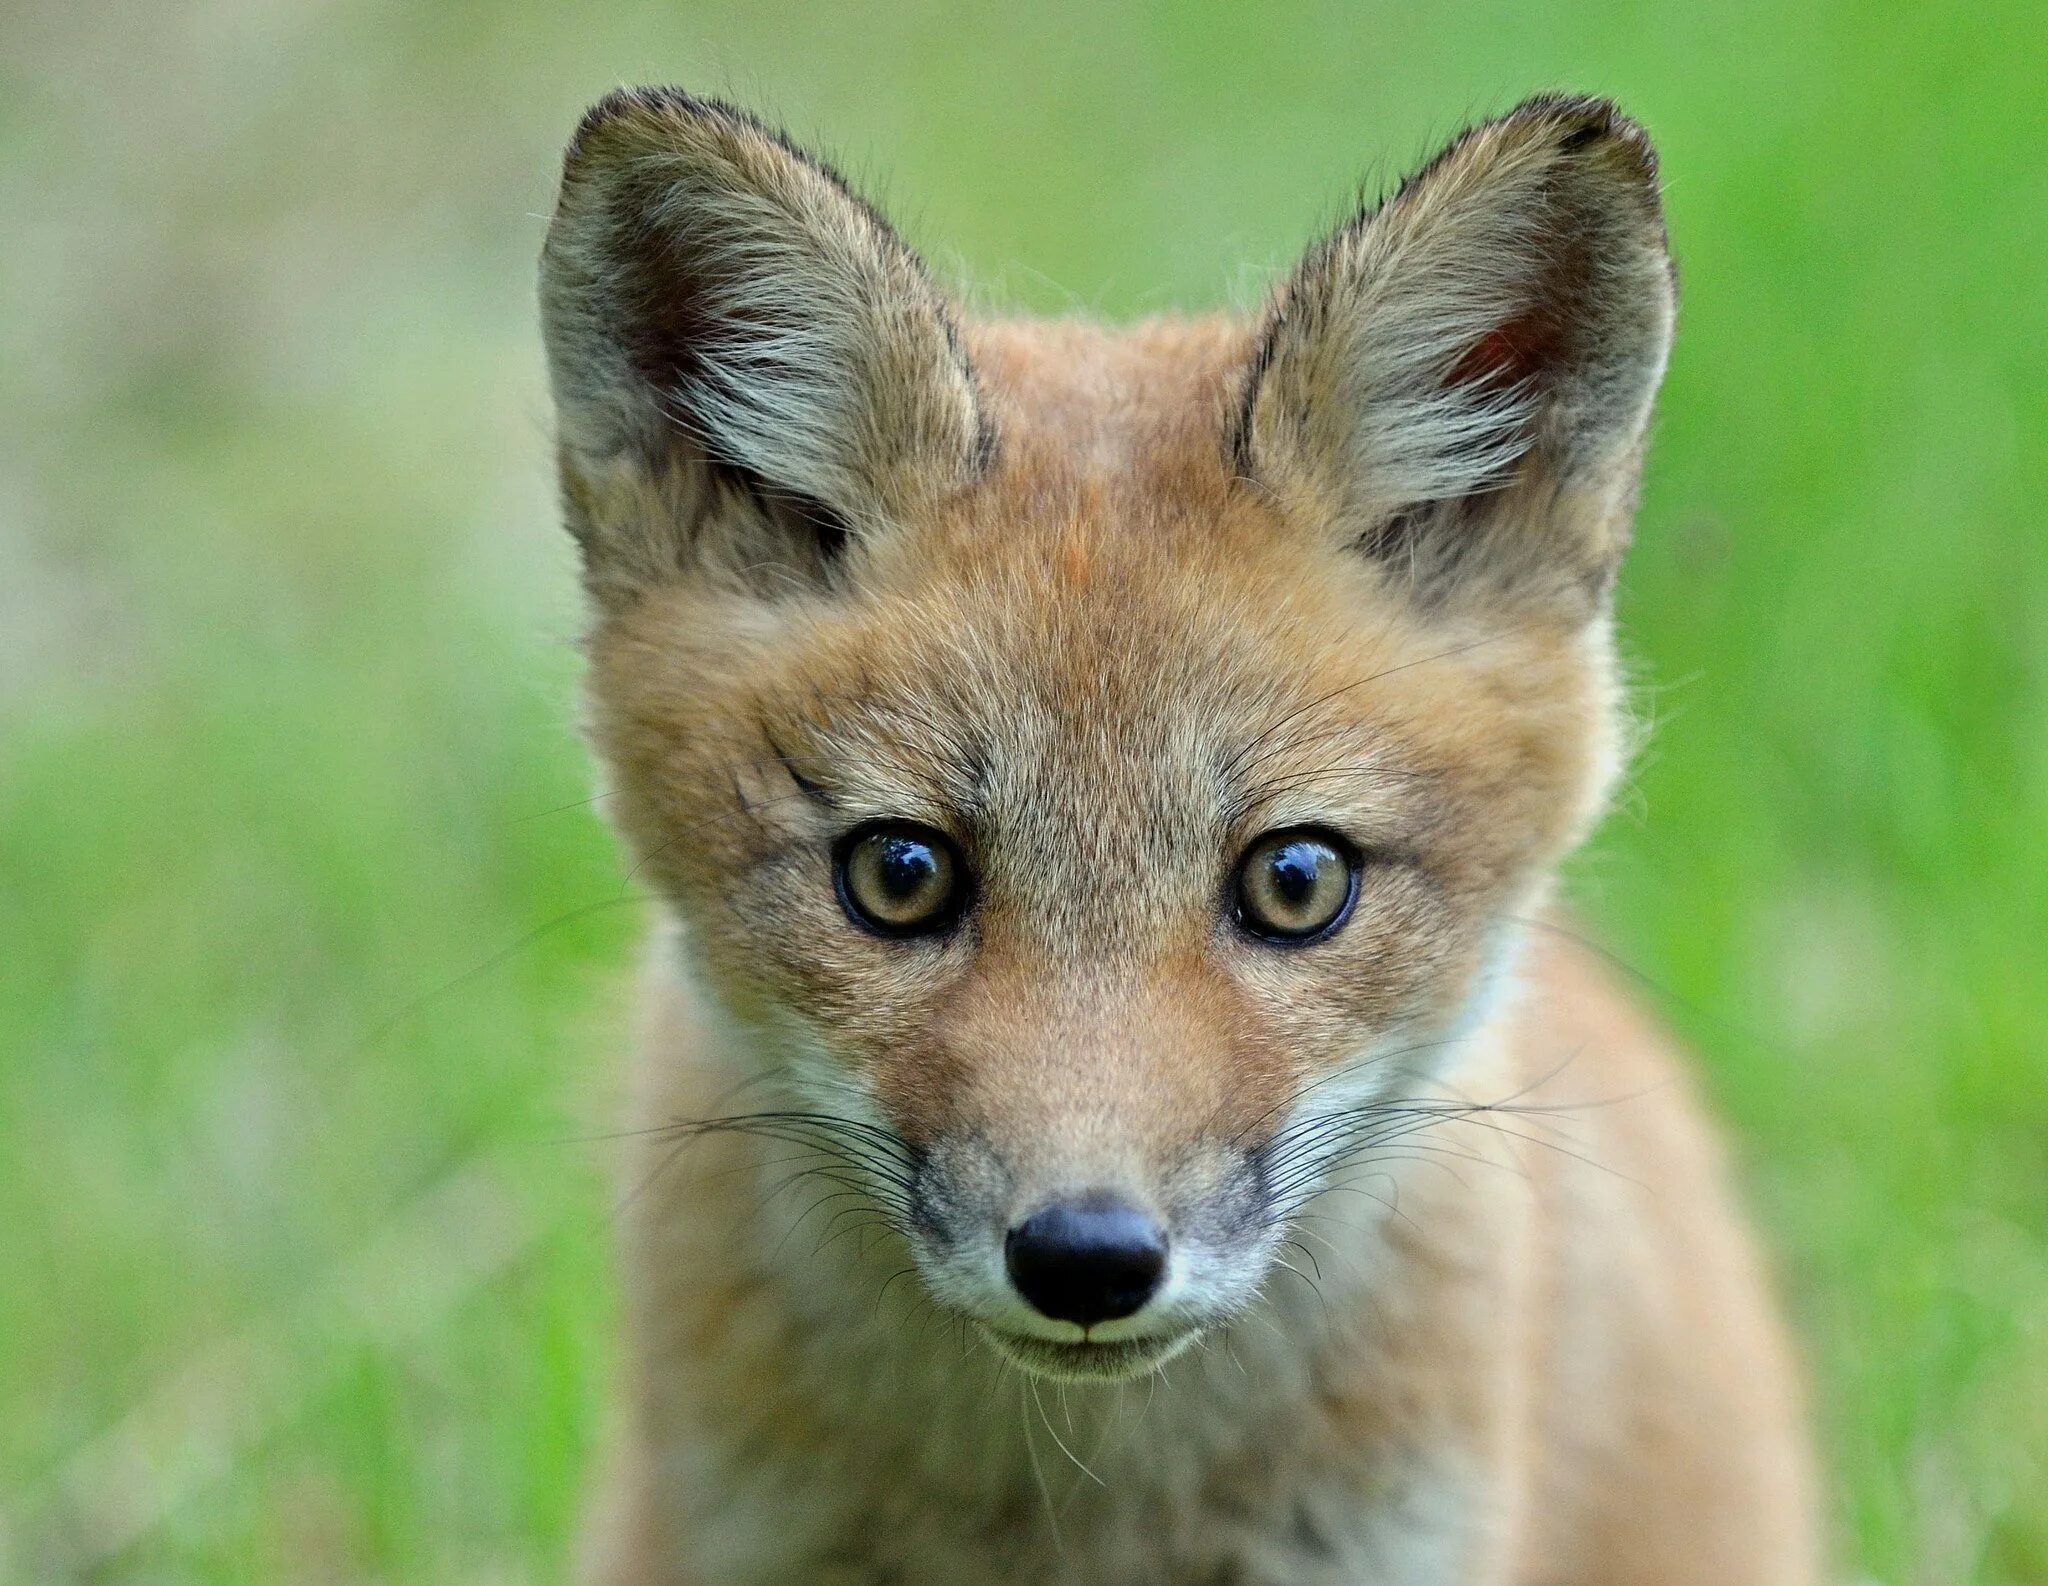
980, 1326, 1200, 1382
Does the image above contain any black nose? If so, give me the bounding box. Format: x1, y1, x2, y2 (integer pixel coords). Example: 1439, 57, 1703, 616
1004, 1196, 1167, 1327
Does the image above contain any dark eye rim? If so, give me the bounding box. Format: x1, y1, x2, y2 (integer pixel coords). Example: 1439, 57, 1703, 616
831, 819, 971, 939
1231, 826, 1362, 947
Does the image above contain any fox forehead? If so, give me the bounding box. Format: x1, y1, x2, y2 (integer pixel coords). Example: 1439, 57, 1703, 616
552, 91, 1669, 937
753, 565, 1405, 944
588, 313, 1611, 931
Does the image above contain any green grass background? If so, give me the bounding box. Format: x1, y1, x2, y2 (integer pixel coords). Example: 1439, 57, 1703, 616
2, 1, 2042, 1580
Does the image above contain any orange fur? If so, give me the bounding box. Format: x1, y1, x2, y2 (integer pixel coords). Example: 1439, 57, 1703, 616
540, 89, 1820, 1585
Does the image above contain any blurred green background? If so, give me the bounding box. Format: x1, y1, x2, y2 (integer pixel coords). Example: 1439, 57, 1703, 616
2, 0, 2042, 1580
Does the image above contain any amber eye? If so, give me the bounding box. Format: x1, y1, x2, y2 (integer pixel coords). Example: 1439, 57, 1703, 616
1234, 829, 1358, 943
834, 822, 967, 937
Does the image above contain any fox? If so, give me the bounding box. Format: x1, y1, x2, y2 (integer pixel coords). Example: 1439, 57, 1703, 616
536, 87, 1821, 1586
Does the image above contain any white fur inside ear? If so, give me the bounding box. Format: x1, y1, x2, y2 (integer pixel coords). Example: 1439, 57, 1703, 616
540, 91, 987, 547
1277, 205, 1551, 521
635, 160, 923, 519
1241, 98, 1675, 579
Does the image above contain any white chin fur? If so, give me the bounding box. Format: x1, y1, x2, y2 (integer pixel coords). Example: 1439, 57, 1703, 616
979, 1324, 1203, 1383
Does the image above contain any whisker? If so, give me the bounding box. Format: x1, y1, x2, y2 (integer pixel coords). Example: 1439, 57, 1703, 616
361, 894, 648, 1054
507, 788, 618, 823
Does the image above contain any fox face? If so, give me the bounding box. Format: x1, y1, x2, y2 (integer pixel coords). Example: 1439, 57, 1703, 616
542, 90, 1672, 1380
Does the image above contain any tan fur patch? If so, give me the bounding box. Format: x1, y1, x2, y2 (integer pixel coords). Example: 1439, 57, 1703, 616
540, 90, 1819, 1586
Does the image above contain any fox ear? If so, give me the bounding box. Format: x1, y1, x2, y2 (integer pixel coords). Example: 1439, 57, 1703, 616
539, 89, 992, 603
1235, 95, 1674, 617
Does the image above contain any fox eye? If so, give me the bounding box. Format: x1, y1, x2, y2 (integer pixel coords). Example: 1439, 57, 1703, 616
1234, 829, 1358, 944
835, 822, 967, 937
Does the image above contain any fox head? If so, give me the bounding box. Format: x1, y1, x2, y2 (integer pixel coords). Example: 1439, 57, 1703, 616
540, 89, 1672, 1380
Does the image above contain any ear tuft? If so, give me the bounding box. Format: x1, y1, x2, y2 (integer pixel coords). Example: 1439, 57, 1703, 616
1237, 94, 1674, 614
540, 88, 992, 601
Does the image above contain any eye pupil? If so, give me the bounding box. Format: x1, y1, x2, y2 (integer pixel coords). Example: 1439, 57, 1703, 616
876, 838, 934, 899
1268, 845, 1318, 905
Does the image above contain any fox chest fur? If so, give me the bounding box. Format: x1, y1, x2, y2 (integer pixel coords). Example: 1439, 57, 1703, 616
538, 87, 1820, 1586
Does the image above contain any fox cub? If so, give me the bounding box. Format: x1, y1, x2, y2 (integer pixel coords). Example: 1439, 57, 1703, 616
539, 88, 1819, 1585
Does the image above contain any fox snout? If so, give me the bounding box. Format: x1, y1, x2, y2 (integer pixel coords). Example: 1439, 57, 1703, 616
905, 1123, 1276, 1377
877, 976, 1294, 1376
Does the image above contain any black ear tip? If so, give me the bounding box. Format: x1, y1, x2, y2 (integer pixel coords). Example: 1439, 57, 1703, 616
1508, 93, 1660, 183
564, 85, 760, 172
1557, 117, 1610, 154
569, 86, 673, 160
